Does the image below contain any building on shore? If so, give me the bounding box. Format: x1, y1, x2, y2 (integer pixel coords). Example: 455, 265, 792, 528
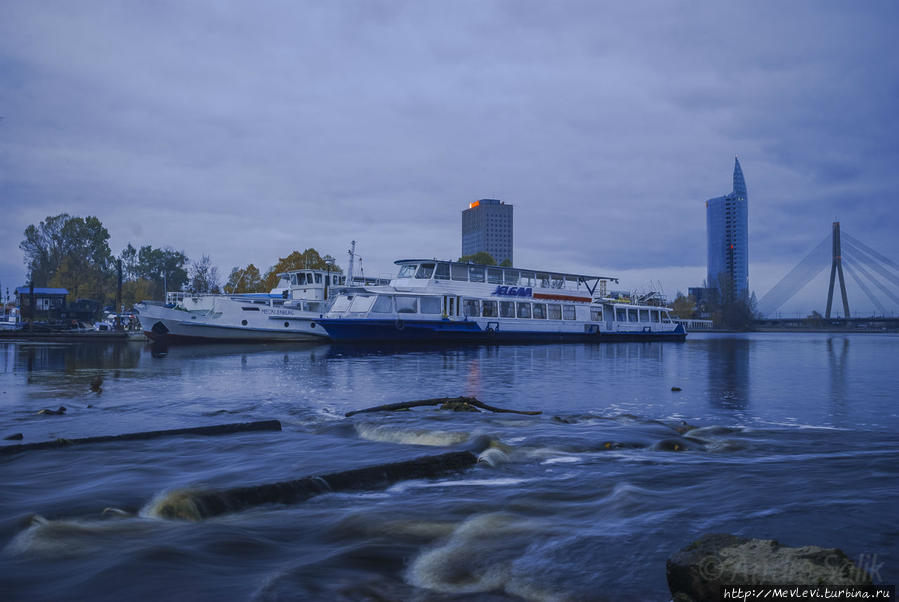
461, 199, 513, 265
705, 157, 749, 298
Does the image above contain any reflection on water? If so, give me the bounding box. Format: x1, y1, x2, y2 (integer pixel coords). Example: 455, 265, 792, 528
704, 337, 750, 410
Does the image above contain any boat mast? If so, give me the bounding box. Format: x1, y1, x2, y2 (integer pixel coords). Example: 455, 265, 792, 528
346, 241, 356, 285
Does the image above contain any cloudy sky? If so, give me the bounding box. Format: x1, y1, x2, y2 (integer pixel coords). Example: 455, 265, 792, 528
2, 1, 897, 316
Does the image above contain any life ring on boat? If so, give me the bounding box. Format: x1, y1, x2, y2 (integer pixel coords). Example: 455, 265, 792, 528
395, 319, 405, 331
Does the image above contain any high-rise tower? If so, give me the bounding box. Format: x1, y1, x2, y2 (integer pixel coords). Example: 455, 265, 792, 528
706, 157, 749, 297
461, 199, 513, 265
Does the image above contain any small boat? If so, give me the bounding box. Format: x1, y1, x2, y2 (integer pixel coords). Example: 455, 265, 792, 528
317, 259, 686, 343
134, 268, 343, 343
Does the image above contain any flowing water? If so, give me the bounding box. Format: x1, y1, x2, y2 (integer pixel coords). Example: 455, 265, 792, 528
1, 333, 897, 601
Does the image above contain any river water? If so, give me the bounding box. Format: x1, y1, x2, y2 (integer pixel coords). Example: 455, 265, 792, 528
0, 333, 896, 601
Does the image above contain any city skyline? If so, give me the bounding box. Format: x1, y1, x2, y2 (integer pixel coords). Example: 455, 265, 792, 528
1, 3, 898, 316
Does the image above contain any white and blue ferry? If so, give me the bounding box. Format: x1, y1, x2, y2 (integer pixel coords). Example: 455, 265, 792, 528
317, 259, 686, 343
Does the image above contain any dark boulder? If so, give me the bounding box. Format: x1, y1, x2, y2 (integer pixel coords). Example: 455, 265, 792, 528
667, 533, 873, 602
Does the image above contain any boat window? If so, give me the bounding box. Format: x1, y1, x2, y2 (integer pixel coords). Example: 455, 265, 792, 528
503, 269, 519, 285
533, 303, 546, 319
590, 308, 602, 321
481, 300, 498, 317
435, 263, 451, 280
396, 297, 418, 313
499, 301, 515, 318
487, 268, 502, 284
563, 305, 576, 320
616, 308, 627, 322
517, 302, 531, 319
416, 263, 435, 279
651, 310, 660, 322
565, 276, 578, 290
548, 304, 562, 320
463, 298, 480, 317
419, 296, 441, 314
451, 263, 469, 281
349, 296, 375, 313
520, 272, 536, 287
551, 275, 564, 289
397, 264, 418, 279
537, 273, 550, 288
639, 309, 650, 322
297, 273, 306, 285
628, 309, 638, 322
315, 273, 322, 284
469, 266, 485, 283
290, 274, 297, 285
273, 299, 284, 306
371, 296, 393, 313
241, 306, 261, 311
304, 301, 322, 312
331, 296, 352, 313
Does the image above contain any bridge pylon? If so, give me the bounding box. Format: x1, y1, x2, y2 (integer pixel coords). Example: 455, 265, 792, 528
825, 221, 850, 319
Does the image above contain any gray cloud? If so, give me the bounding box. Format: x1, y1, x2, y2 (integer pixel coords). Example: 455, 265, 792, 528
1, 1, 897, 315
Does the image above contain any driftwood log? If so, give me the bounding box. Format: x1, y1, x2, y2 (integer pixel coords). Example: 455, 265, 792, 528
0, 420, 282, 455
345, 396, 541, 417
154, 450, 478, 520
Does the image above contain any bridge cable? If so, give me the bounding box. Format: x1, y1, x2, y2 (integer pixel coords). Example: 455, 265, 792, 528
841, 249, 899, 308
842, 239, 899, 292
757, 234, 830, 316
843, 231, 899, 273
842, 259, 887, 315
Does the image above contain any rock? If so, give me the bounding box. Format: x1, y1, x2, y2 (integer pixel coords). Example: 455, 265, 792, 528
440, 399, 480, 412
4, 433, 24, 441
89, 372, 103, 393
667, 533, 873, 602
37, 406, 66, 415
672, 386, 683, 391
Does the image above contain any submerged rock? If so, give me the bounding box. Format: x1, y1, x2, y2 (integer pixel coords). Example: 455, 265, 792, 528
4, 433, 23, 440
37, 406, 66, 416
667, 533, 873, 602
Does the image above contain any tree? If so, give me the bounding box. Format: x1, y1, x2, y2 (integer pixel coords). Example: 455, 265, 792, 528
262, 249, 342, 291
499, 258, 513, 267
21, 214, 114, 301
20, 214, 113, 298
671, 292, 697, 319
225, 264, 264, 293
188, 255, 221, 293
458, 251, 497, 265
712, 273, 757, 330
122, 245, 189, 300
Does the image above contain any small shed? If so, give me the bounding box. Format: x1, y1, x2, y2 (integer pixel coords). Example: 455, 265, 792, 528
15, 286, 69, 317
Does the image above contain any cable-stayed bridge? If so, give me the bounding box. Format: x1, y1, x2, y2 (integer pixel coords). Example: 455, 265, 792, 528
758, 222, 899, 318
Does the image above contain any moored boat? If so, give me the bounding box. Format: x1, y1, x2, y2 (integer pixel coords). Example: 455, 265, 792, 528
317, 259, 686, 343
134, 268, 343, 343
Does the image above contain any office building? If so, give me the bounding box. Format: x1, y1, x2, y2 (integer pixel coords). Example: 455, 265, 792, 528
706, 157, 749, 297
461, 199, 513, 265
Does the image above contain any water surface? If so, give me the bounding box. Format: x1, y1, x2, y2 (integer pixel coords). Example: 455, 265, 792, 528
1, 333, 896, 600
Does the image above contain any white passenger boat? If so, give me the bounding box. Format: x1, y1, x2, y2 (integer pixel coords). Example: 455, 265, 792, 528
317, 259, 686, 343
134, 268, 343, 343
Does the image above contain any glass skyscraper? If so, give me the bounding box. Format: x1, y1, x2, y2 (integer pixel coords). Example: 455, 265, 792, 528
461, 199, 513, 265
706, 157, 749, 297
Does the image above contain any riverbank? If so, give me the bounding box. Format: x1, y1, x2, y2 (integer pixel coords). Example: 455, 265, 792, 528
0, 330, 143, 342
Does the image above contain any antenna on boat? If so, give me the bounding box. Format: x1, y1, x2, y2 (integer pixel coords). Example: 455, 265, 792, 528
347, 241, 356, 285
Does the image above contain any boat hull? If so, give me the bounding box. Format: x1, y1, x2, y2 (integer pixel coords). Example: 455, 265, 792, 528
136, 304, 328, 343
317, 318, 686, 343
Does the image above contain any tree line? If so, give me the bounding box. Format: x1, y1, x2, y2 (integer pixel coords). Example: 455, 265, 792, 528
19, 214, 339, 310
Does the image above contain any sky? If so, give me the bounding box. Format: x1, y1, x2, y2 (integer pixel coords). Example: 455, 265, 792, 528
2, 1, 898, 317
